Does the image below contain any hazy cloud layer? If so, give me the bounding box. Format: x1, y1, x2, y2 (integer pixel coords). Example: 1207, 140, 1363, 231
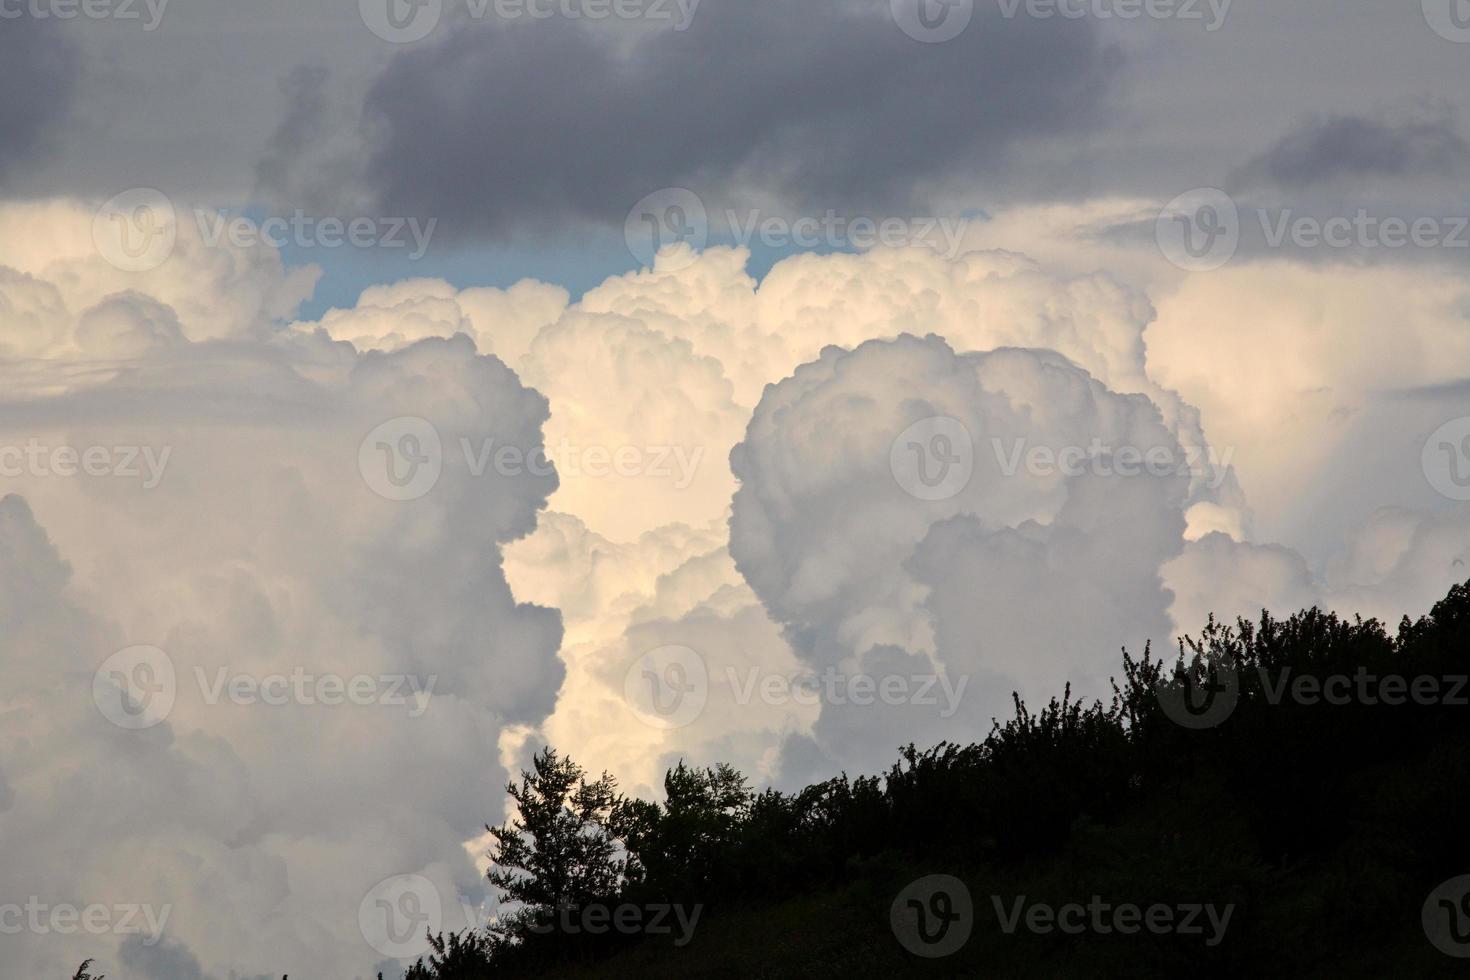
0, 20, 79, 186
1234, 108, 1469, 190
354, 0, 1118, 238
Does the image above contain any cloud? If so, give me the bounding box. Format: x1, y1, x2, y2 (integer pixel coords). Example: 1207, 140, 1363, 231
728, 334, 1192, 774
315, 241, 1244, 789
1234, 108, 1469, 190
295, 276, 569, 368
0, 199, 319, 352
0, 20, 79, 187
7, 197, 1466, 974
0, 202, 564, 977
343, 0, 1119, 239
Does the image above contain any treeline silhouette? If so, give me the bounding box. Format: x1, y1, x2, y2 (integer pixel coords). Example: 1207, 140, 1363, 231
72, 580, 1470, 977
408, 581, 1470, 977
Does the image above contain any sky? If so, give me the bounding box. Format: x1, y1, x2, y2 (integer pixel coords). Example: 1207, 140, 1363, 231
2, 1, 1470, 976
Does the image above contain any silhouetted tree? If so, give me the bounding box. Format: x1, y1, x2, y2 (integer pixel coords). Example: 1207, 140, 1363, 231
395, 579, 1470, 979
484, 747, 626, 946
614, 761, 749, 902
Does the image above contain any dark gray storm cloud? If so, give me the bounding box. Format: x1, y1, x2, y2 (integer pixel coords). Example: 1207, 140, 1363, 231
0, 19, 80, 185
1236, 109, 1468, 190
356, 0, 1120, 238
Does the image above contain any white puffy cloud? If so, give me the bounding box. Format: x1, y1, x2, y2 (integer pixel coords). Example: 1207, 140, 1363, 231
7, 192, 1467, 976
0, 199, 318, 351
0, 202, 563, 978
728, 333, 1192, 774
297, 277, 568, 367
306, 240, 1250, 791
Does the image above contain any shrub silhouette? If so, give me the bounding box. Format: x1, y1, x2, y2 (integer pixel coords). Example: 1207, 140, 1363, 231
70, 580, 1470, 978
398, 580, 1470, 977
